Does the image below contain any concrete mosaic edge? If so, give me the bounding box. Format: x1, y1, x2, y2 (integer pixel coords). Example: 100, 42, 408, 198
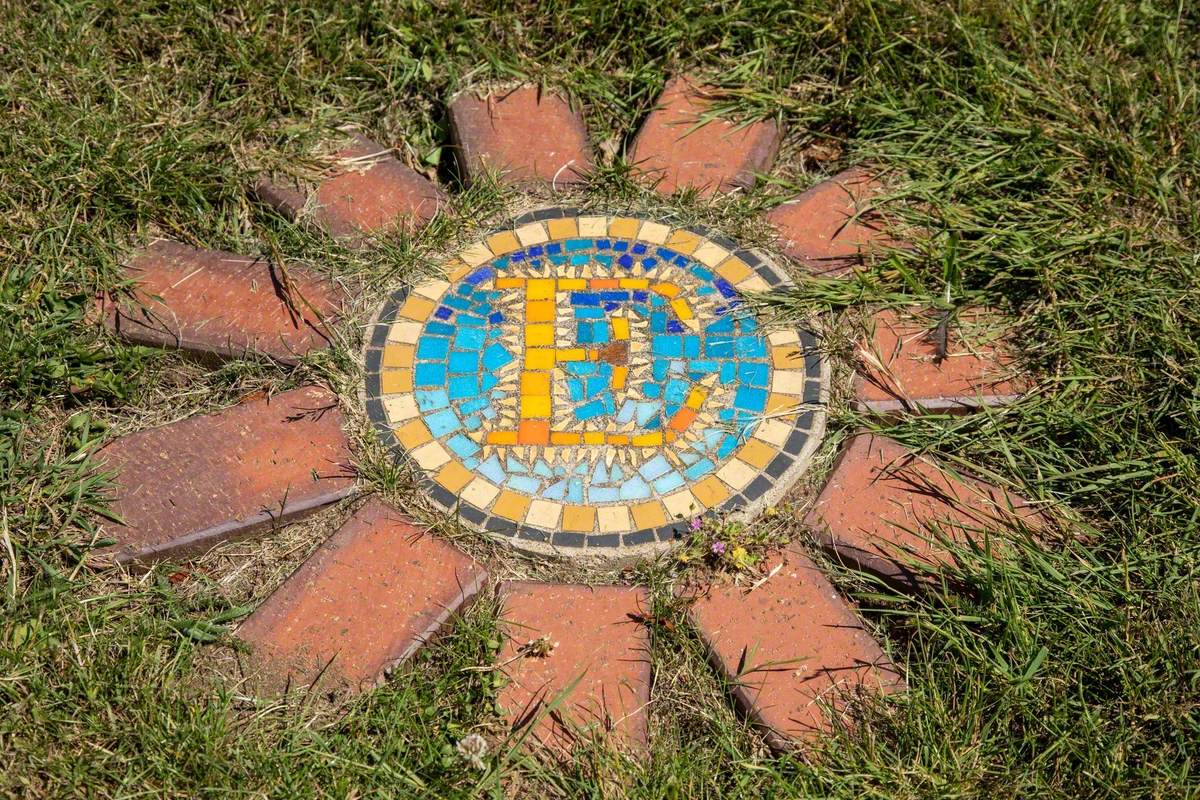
359, 207, 829, 560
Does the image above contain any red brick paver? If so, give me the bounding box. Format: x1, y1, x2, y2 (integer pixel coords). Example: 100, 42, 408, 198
237, 498, 487, 693
686, 546, 904, 750
103, 240, 344, 364
628, 76, 781, 196
766, 168, 895, 277
498, 583, 651, 753
448, 85, 594, 186
255, 133, 444, 240
95, 386, 355, 566
804, 433, 1044, 590
855, 308, 1026, 413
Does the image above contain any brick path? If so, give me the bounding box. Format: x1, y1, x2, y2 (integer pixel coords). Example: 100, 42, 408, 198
88, 75, 1043, 758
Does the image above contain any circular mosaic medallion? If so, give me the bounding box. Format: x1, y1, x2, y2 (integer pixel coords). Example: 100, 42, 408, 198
363, 209, 827, 556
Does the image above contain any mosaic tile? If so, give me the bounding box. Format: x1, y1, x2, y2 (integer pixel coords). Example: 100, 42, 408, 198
363, 209, 827, 556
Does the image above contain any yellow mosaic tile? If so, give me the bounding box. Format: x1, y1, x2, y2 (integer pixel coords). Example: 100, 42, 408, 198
382, 344, 414, 368
771, 346, 807, 369
561, 505, 596, 533
526, 299, 556, 323
525, 348, 555, 369
631, 501, 668, 530
715, 257, 755, 284
526, 278, 556, 301
487, 231, 521, 256
546, 217, 578, 239
525, 323, 554, 345
492, 490, 532, 523
607, 217, 641, 239
380, 369, 413, 393
398, 296, 436, 321
692, 476, 732, 509
737, 439, 778, 470
520, 395, 551, 418
765, 394, 801, 414
396, 418, 433, 449
446, 261, 475, 282
520, 371, 551, 395
435, 461, 474, 493
666, 228, 702, 254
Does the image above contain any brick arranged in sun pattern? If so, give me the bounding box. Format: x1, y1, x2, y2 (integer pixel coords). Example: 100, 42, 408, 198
237, 498, 487, 694
855, 308, 1026, 414
104, 240, 344, 364
497, 582, 651, 752
448, 85, 594, 186
804, 432, 1044, 590
767, 168, 896, 277
95, 386, 355, 566
362, 209, 827, 556
255, 133, 444, 241
629, 76, 782, 196
686, 545, 904, 750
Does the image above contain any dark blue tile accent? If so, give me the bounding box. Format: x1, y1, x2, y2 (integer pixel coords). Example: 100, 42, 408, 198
766, 454, 793, 479
784, 428, 807, 455
364, 347, 382, 374
459, 504, 486, 525
519, 526, 550, 543
623, 528, 657, 546
742, 475, 773, 502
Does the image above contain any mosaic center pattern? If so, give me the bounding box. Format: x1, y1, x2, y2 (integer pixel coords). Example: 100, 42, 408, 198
364, 210, 826, 554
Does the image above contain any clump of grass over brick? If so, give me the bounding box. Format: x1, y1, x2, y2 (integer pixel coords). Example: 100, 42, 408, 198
2, 1, 1198, 797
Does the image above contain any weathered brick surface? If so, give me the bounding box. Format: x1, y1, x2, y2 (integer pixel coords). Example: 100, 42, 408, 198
448, 85, 594, 186
255, 133, 444, 240
686, 545, 904, 750
104, 240, 344, 364
498, 582, 651, 752
628, 75, 781, 196
855, 308, 1026, 413
237, 498, 487, 694
95, 386, 355, 566
804, 432, 1044, 590
766, 167, 896, 277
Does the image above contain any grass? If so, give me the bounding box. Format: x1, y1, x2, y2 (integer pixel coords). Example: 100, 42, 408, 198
2, 0, 1199, 796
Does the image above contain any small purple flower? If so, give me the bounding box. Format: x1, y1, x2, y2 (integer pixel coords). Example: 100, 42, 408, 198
711, 540, 726, 555
689, 516, 703, 531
